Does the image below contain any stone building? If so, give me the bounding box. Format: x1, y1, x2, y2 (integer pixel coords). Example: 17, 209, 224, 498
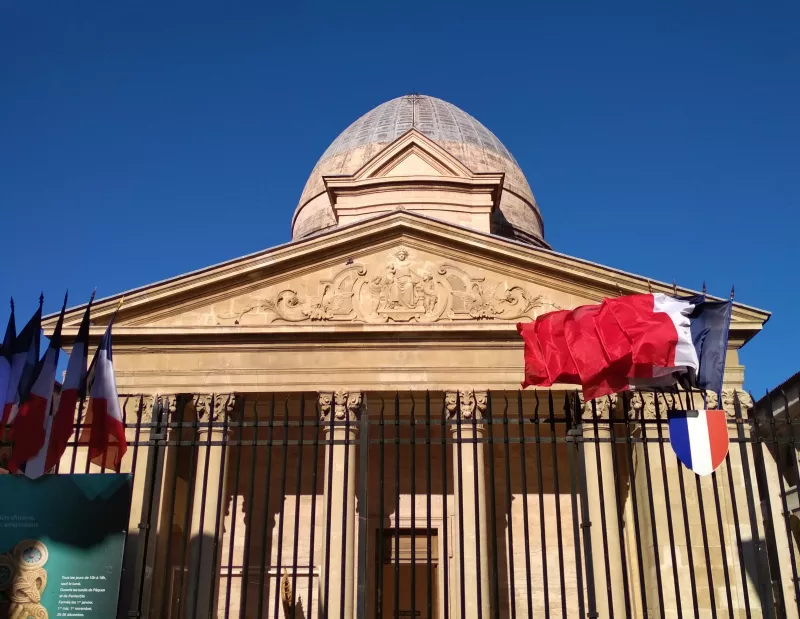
41, 95, 793, 619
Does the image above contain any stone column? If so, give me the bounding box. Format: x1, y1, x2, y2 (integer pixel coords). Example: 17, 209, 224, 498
582, 395, 627, 618
446, 389, 491, 619
185, 394, 235, 619
318, 390, 362, 619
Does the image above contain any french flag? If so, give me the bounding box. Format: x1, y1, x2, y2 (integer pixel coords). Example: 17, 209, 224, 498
1, 297, 43, 433
0, 301, 15, 424
518, 292, 732, 400
80, 318, 127, 471
8, 293, 67, 476
45, 292, 94, 472
668, 410, 729, 476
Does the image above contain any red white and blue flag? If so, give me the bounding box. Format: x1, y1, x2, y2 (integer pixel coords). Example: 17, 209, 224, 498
46, 292, 94, 471
80, 318, 127, 471
0, 301, 15, 423
518, 292, 732, 400
668, 410, 729, 476
8, 293, 67, 477
1, 298, 43, 432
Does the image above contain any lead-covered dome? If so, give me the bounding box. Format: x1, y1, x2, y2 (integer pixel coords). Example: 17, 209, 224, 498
293, 95, 545, 246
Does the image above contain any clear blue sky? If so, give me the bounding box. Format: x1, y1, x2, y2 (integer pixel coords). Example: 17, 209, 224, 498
1, 1, 797, 395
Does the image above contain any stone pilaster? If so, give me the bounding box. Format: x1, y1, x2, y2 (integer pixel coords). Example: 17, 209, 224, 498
318, 390, 362, 619
581, 394, 627, 618
446, 388, 491, 619
185, 394, 236, 619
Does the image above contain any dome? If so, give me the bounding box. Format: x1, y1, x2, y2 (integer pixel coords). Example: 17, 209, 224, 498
293, 95, 545, 246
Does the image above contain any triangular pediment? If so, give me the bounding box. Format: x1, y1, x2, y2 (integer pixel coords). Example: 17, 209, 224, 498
43, 211, 770, 347
349, 129, 476, 181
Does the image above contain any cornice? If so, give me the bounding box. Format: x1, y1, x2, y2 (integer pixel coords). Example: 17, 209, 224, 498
42, 211, 770, 347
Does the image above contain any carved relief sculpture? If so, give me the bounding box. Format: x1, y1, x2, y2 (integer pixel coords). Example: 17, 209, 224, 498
217, 247, 559, 325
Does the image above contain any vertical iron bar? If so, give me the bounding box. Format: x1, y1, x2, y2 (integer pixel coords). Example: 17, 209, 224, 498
207, 397, 231, 618
441, 394, 451, 619
639, 396, 666, 619
502, 395, 518, 619
305, 399, 321, 619
322, 396, 335, 619
486, 392, 501, 619
273, 398, 291, 619
426, 391, 433, 619
192, 396, 216, 618
695, 472, 719, 618
377, 398, 386, 619
547, 391, 567, 619
688, 390, 718, 619
723, 453, 752, 618
411, 394, 417, 619
607, 394, 632, 618
520, 392, 536, 618
669, 391, 700, 619
338, 402, 352, 619
456, 392, 467, 619
394, 393, 401, 619
761, 390, 800, 608
290, 395, 307, 618
590, 398, 614, 619
160, 396, 186, 619
238, 397, 261, 619
472, 395, 484, 617
653, 395, 683, 619
174, 397, 201, 618
356, 396, 369, 619
256, 394, 277, 618
223, 396, 246, 619
69, 396, 87, 473
565, 393, 586, 619
711, 467, 735, 619
622, 393, 650, 613
750, 403, 787, 617
731, 392, 764, 618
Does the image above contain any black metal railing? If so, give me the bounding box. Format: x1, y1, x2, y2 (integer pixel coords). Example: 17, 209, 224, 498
2, 390, 798, 619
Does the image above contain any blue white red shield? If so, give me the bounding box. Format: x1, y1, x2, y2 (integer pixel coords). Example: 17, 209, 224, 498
668, 410, 729, 476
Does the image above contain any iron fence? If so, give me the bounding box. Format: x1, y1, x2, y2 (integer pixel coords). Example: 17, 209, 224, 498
2, 390, 798, 619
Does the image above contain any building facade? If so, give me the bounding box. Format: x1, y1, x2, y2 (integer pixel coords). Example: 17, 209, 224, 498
37, 95, 796, 619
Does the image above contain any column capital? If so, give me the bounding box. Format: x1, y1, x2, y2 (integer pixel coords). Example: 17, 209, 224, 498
579, 393, 618, 420
628, 392, 671, 420
194, 394, 237, 428
720, 388, 753, 418
445, 389, 488, 422
318, 390, 362, 424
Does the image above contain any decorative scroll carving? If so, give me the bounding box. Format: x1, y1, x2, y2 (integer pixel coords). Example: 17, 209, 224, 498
217, 248, 559, 325
319, 391, 362, 423
445, 389, 488, 422
194, 394, 237, 424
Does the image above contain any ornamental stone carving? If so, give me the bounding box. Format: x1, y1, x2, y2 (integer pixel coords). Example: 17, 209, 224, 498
319, 391, 362, 423
194, 394, 237, 424
628, 392, 671, 420
445, 389, 488, 422
579, 394, 618, 420
216, 248, 559, 325
721, 388, 753, 419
